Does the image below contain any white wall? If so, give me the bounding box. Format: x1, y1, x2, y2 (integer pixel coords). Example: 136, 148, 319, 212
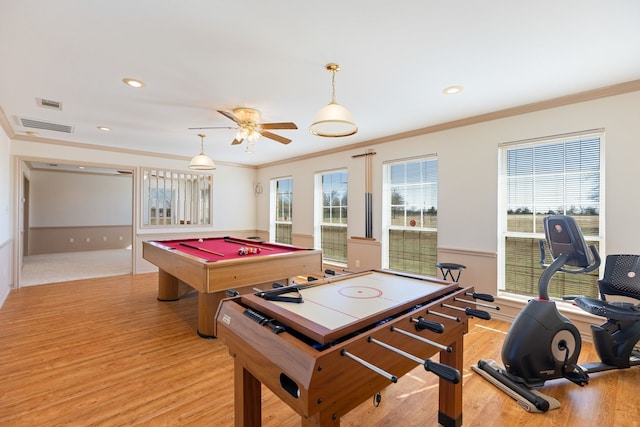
30, 170, 132, 227
256, 91, 640, 304
0, 125, 11, 305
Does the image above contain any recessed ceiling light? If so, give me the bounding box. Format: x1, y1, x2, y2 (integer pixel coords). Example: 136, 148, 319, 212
443, 85, 463, 94
122, 78, 145, 88
78, 166, 85, 169
97, 126, 111, 131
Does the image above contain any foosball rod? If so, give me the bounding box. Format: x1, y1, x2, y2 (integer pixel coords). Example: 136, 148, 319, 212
426, 309, 460, 322
390, 326, 452, 352
341, 349, 398, 383
368, 337, 460, 384
453, 297, 500, 310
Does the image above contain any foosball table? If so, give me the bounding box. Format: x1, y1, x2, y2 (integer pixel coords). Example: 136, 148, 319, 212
216, 269, 491, 427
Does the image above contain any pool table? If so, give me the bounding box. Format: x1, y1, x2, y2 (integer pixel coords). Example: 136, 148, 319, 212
142, 236, 323, 338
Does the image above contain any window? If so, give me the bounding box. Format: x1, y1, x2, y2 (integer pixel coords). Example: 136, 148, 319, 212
142, 168, 212, 227
316, 170, 348, 264
272, 177, 293, 244
500, 132, 603, 298
383, 157, 438, 276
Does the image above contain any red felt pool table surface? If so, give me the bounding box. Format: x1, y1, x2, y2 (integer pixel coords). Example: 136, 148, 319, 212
157, 237, 305, 262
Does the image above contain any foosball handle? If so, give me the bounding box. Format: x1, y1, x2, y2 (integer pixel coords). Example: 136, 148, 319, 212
465, 307, 491, 320
424, 359, 461, 384
414, 317, 445, 333
467, 292, 495, 302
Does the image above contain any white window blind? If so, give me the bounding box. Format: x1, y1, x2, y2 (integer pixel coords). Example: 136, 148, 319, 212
319, 170, 348, 263
385, 157, 438, 276
501, 132, 602, 298
274, 177, 292, 244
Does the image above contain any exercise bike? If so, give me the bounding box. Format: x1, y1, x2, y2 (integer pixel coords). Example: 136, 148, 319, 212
475, 215, 640, 412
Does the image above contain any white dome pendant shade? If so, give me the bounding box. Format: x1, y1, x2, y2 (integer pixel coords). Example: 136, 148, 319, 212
309, 63, 358, 138
188, 134, 216, 170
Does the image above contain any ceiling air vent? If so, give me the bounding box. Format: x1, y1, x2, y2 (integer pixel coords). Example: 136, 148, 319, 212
19, 117, 74, 133
37, 98, 63, 110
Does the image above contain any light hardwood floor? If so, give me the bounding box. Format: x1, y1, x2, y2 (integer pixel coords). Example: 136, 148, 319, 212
1, 273, 638, 426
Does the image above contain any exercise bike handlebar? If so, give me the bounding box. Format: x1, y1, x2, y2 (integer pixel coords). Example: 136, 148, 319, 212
538, 241, 601, 300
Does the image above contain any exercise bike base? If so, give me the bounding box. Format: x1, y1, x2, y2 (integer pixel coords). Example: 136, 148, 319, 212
474, 359, 559, 413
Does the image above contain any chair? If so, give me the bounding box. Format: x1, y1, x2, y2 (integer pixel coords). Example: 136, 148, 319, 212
435, 262, 466, 282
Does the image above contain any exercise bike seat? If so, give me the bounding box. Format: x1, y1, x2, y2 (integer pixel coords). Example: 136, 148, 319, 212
574, 254, 640, 320
574, 254, 640, 369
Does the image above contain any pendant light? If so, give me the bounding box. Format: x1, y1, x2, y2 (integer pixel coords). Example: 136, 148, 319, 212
188, 134, 216, 170
309, 63, 358, 138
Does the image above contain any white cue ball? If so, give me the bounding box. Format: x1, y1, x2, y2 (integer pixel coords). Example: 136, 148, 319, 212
198, 238, 203, 242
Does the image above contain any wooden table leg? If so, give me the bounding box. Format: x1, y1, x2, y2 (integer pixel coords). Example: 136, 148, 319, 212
197, 292, 225, 338
235, 359, 262, 427
157, 269, 179, 301
438, 339, 463, 427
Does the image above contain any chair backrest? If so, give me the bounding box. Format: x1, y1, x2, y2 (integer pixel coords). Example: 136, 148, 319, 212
598, 254, 640, 301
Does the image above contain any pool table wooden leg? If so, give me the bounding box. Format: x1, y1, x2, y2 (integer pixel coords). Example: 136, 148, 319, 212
197, 292, 224, 338
157, 269, 179, 301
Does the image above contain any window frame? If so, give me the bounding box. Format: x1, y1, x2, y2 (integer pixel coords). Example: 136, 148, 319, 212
141, 168, 213, 228
270, 176, 293, 244
315, 169, 348, 265
382, 155, 438, 276
498, 130, 605, 299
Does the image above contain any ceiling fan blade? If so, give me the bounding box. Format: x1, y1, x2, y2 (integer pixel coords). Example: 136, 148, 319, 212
218, 110, 241, 124
188, 126, 235, 130
261, 122, 298, 130
261, 131, 291, 144
231, 138, 243, 145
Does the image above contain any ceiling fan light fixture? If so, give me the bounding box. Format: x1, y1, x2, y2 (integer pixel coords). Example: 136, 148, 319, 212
188, 134, 216, 170
233, 107, 262, 123
247, 128, 261, 142
309, 63, 357, 138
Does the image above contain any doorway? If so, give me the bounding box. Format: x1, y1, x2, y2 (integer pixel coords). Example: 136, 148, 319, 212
17, 160, 135, 287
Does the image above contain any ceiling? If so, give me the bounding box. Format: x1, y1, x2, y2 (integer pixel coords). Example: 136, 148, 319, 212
1, 1, 640, 167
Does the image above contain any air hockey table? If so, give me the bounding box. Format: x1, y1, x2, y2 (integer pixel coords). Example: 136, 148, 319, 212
216, 269, 491, 426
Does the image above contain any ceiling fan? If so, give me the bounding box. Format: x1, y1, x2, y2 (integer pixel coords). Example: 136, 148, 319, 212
189, 108, 298, 147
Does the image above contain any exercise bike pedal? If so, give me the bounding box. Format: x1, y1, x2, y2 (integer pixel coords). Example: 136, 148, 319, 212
562, 363, 589, 386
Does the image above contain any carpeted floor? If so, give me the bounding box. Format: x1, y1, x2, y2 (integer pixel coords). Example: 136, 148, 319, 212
20, 248, 133, 286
